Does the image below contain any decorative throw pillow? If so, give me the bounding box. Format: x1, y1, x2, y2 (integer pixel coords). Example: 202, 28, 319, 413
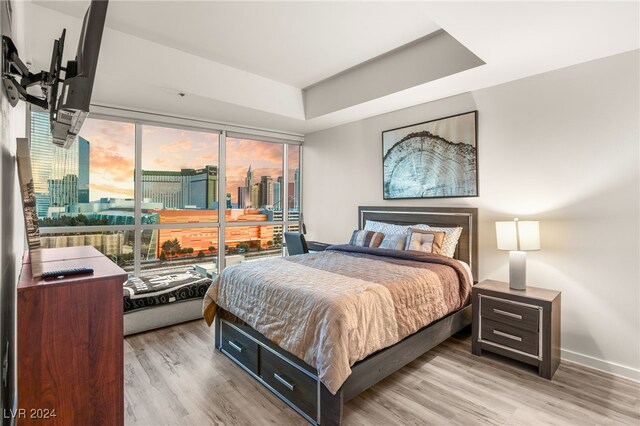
405, 228, 446, 254
378, 233, 407, 250
363, 220, 410, 235
349, 230, 384, 248
412, 224, 463, 258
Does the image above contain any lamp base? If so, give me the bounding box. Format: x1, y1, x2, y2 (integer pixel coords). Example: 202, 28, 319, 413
509, 251, 527, 290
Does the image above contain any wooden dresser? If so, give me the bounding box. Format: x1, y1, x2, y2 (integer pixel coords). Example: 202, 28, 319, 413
18, 246, 126, 425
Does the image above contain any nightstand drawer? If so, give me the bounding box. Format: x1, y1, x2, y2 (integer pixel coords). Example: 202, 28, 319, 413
481, 318, 539, 356
481, 295, 540, 331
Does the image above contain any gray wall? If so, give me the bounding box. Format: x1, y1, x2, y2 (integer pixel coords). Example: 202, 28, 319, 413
0, 0, 26, 420
303, 50, 640, 380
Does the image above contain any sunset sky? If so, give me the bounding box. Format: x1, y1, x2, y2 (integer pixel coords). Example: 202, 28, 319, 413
79, 118, 299, 203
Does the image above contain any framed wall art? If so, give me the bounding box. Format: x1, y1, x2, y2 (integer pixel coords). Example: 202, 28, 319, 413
382, 111, 478, 199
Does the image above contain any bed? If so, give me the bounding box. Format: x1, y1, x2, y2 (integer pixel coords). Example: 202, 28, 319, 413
204, 206, 477, 425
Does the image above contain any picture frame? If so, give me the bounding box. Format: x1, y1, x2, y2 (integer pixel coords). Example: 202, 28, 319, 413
382, 111, 478, 200
16, 137, 42, 277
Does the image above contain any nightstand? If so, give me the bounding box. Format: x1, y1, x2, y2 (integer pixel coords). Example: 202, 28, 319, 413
472, 280, 561, 379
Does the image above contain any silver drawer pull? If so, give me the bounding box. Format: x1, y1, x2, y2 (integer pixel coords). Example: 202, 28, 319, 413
228, 340, 243, 353
493, 329, 522, 342
273, 373, 295, 391
493, 308, 522, 320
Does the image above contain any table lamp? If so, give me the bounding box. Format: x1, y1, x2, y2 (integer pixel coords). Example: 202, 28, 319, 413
495, 219, 540, 290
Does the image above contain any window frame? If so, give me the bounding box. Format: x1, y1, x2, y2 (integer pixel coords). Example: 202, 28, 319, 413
29, 106, 303, 277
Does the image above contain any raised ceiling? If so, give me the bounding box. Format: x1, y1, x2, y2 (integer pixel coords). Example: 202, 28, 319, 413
34, 1, 443, 88
28, 1, 640, 135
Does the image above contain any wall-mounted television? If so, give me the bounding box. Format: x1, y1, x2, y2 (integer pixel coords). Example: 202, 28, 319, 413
2, 0, 109, 148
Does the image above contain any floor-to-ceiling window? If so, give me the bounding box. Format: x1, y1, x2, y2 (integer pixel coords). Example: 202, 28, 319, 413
30, 110, 302, 278
139, 125, 220, 276
225, 136, 283, 261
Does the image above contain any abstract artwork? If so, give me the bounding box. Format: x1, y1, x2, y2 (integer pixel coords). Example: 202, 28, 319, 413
16, 137, 42, 277
383, 111, 478, 199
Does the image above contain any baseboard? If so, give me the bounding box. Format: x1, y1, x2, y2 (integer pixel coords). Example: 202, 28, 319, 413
561, 349, 640, 382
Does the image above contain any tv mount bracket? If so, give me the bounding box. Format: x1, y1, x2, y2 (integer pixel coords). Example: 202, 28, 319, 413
1, 34, 60, 110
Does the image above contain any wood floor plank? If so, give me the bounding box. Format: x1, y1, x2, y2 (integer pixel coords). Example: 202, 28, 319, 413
124, 320, 640, 425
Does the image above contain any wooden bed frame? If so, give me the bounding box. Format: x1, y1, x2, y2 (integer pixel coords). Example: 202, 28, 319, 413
214, 206, 478, 425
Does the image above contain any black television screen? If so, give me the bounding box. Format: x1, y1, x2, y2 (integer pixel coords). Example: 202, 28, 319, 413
50, 0, 109, 148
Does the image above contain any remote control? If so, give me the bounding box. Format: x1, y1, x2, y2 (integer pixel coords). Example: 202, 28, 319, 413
42, 267, 94, 279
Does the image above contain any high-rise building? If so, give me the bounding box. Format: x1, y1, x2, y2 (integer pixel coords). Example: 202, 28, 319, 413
141, 166, 218, 209
77, 136, 90, 203
273, 180, 281, 211
30, 111, 91, 217
48, 174, 79, 207
182, 166, 218, 208
250, 183, 260, 209
238, 187, 250, 209
293, 168, 300, 211
260, 176, 273, 208
35, 194, 50, 218
245, 165, 254, 188
141, 170, 183, 209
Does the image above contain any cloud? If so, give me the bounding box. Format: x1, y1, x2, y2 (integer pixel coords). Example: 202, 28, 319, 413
90, 145, 134, 182
90, 183, 134, 197
80, 119, 135, 155
226, 138, 283, 169
142, 128, 219, 171
79, 121, 295, 203
160, 139, 193, 153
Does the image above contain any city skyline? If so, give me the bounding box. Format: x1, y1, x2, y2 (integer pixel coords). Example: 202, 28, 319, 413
31, 112, 300, 219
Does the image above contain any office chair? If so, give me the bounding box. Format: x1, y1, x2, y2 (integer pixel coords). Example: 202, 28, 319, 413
284, 232, 309, 256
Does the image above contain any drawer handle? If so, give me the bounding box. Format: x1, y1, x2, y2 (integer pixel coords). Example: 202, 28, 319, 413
493, 329, 523, 342
273, 373, 295, 391
493, 308, 522, 320
228, 340, 243, 353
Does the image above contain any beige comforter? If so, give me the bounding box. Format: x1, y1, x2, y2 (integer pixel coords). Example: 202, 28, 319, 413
203, 245, 471, 394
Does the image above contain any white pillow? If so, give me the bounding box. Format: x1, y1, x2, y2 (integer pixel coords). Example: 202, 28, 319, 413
412, 224, 463, 258
363, 220, 409, 235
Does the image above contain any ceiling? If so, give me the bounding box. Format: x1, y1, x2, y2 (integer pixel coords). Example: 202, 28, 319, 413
27, 1, 640, 136
34, 1, 442, 88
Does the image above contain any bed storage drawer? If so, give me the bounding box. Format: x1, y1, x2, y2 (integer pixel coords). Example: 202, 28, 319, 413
481, 295, 539, 331
481, 318, 539, 356
259, 347, 318, 420
221, 322, 259, 374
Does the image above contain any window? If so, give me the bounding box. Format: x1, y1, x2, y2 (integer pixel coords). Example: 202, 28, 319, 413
29, 110, 302, 276
141, 125, 219, 223
140, 228, 217, 277
288, 144, 301, 221
31, 111, 135, 225
225, 137, 286, 261
40, 230, 135, 273
226, 137, 283, 214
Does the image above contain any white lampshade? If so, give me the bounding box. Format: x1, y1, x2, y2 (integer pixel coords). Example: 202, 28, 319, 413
496, 219, 540, 251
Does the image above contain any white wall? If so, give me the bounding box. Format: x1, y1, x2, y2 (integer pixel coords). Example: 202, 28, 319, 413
303, 50, 640, 380
0, 0, 27, 413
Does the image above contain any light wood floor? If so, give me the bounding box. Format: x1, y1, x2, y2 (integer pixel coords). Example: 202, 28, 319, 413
124, 320, 640, 425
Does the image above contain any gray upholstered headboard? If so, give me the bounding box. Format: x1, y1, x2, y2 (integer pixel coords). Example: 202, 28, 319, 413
358, 206, 478, 279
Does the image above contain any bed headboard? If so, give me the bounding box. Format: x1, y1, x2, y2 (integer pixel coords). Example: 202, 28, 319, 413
358, 206, 478, 279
